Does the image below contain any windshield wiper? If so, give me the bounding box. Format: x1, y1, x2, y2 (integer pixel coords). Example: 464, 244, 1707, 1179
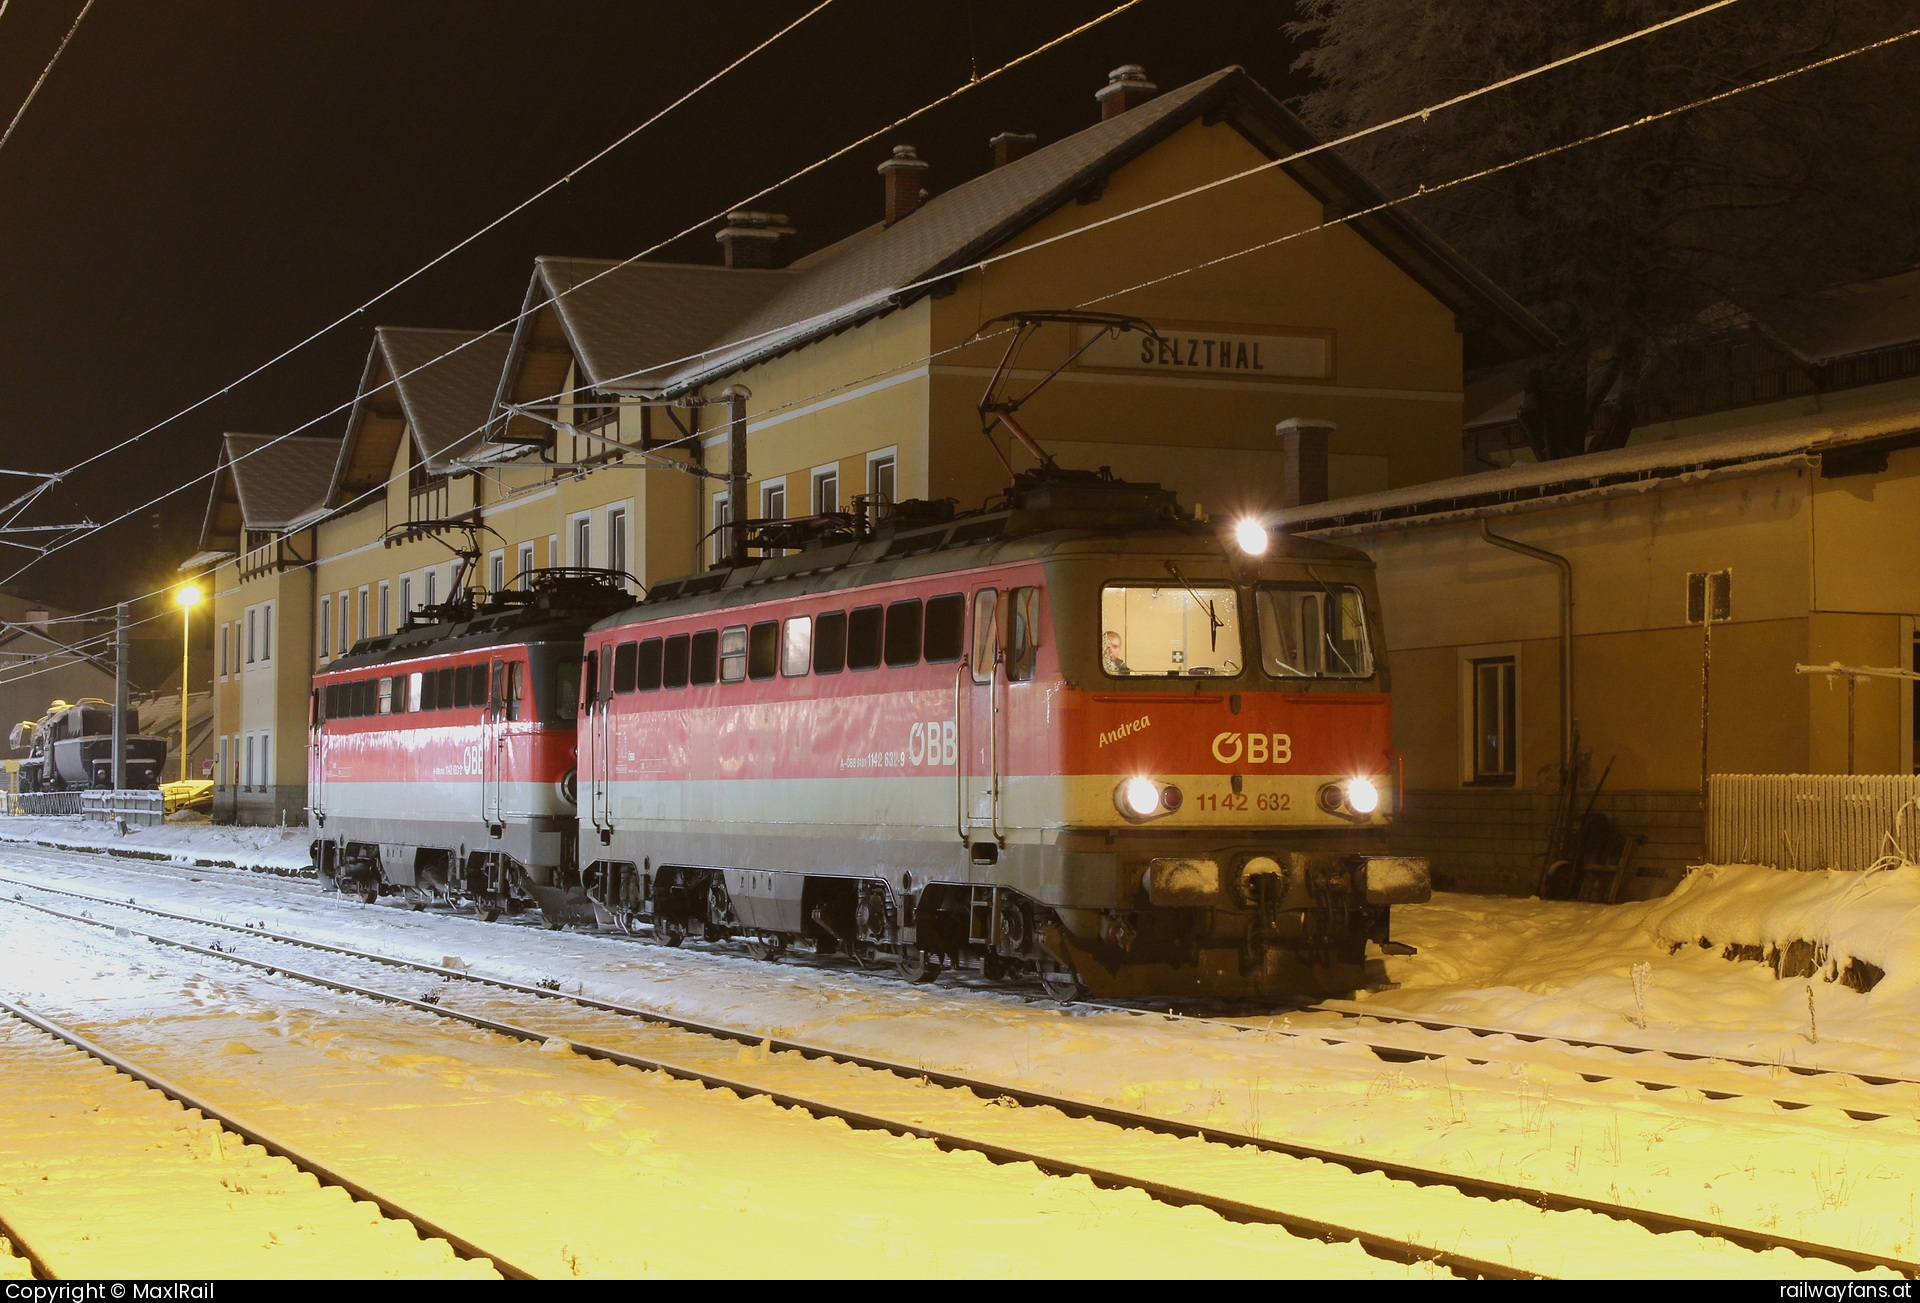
1303, 567, 1360, 675
1163, 561, 1222, 652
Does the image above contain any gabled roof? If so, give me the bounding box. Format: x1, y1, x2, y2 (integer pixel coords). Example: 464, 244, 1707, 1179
1748, 268, 1920, 365
328, 327, 512, 505
655, 66, 1552, 394
198, 433, 340, 551
487, 258, 794, 446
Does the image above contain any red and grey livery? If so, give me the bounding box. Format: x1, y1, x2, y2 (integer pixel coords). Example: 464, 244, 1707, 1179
574, 473, 1429, 999
307, 570, 629, 918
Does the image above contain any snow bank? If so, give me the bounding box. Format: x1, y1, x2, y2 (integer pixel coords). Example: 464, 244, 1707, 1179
1639, 862, 1920, 991
0, 815, 311, 874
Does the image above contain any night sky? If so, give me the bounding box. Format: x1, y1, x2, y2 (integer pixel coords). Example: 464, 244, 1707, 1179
0, 0, 1307, 612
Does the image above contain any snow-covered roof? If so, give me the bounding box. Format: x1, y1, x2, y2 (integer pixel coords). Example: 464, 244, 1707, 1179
1751, 268, 1920, 365
1279, 398, 1920, 533
199, 433, 340, 551
644, 66, 1550, 397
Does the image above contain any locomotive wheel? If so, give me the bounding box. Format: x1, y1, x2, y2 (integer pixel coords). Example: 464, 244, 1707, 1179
898, 950, 941, 984
980, 954, 1010, 982
655, 918, 686, 947
472, 901, 501, 923
1038, 967, 1086, 1001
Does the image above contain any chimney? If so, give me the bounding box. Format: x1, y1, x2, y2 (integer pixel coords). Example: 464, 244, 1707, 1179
878, 144, 929, 225
1275, 417, 1335, 508
715, 211, 795, 269
1096, 64, 1157, 120
990, 131, 1037, 169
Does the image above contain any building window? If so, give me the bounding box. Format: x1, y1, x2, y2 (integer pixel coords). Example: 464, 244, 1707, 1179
318, 597, 331, 665
400, 576, 412, 618
711, 494, 730, 566
489, 550, 506, 594
246, 609, 256, 664
243, 734, 254, 788
606, 507, 627, 576
762, 480, 785, 520
378, 581, 390, 635
338, 590, 350, 655
260, 730, 270, 786
358, 587, 370, 644
261, 602, 272, 662
547, 534, 558, 569
812, 466, 838, 515
425, 570, 437, 608
573, 515, 591, 568
518, 543, 535, 584
216, 736, 226, 788
1469, 656, 1517, 785
868, 450, 896, 506
218, 623, 229, 678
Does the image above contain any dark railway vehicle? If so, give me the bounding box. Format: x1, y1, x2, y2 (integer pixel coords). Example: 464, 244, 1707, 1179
9, 698, 167, 791
574, 471, 1429, 999
307, 570, 633, 917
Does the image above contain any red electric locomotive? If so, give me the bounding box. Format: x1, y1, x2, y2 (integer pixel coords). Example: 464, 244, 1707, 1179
308, 570, 633, 917
574, 471, 1429, 999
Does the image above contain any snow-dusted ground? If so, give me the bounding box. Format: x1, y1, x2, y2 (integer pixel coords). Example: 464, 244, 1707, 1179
1, 826, 1917, 1274
0, 1016, 491, 1279
0, 813, 311, 873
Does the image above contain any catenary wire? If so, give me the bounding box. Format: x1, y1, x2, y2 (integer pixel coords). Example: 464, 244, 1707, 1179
35, 0, 1874, 620
0, 0, 94, 161
0, 0, 1150, 592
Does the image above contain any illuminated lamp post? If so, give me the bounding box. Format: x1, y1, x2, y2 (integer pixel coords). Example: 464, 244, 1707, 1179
175, 585, 202, 782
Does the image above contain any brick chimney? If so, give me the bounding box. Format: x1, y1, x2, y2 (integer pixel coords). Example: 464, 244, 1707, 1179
990, 131, 1037, 169
878, 144, 929, 225
1276, 417, 1336, 508
1096, 64, 1157, 120
715, 211, 794, 269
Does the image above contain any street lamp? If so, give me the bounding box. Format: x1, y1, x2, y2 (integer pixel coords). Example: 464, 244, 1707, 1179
175, 585, 202, 783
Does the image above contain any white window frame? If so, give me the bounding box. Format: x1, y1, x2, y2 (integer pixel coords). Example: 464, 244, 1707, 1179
1458, 642, 1522, 787
547, 534, 558, 570
216, 736, 227, 788
378, 580, 390, 635
711, 492, 731, 566
424, 569, 437, 609
338, 589, 350, 654
400, 575, 413, 618
260, 602, 273, 665
218, 622, 229, 679
811, 463, 839, 516
358, 587, 370, 644
866, 447, 897, 505
245, 608, 257, 665
489, 549, 506, 594
517, 543, 535, 584
570, 512, 592, 568
318, 596, 331, 666
760, 477, 787, 520
606, 505, 628, 577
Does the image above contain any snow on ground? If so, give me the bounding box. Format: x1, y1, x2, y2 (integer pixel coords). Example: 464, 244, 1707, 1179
0, 843, 1915, 1271
0, 911, 1414, 1280
0, 814, 311, 874
0, 1017, 491, 1279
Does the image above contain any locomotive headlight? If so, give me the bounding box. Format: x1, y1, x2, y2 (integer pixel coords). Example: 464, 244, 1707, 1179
1346, 776, 1380, 815
1319, 776, 1383, 822
1120, 776, 1162, 819
1234, 518, 1270, 556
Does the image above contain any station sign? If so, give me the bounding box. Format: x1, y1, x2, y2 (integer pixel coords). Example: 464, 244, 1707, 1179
1073, 321, 1333, 382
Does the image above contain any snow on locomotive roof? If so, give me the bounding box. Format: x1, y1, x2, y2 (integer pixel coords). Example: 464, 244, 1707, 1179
611, 487, 1368, 629
324, 572, 635, 673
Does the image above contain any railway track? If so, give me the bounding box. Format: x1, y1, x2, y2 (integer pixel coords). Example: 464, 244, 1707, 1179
0, 996, 518, 1279
1, 870, 1905, 1280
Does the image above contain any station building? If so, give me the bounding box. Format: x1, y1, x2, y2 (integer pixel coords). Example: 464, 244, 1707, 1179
194, 63, 1553, 827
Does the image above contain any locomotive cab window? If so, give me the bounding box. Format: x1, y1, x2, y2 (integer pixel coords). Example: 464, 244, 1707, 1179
813, 611, 846, 675
1099, 583, 1240, 678
378, 677, 394, 715
614, 641, 639, 694
970, 589, 998, 683
719, 626, 748, 683
1257, 584, 1373, 679
883, 600, 921, 668
552, 659, 579, 722
847, 606, 883, 671
581, 651, 599, 709
1009, 586, 1043, 683
637, 638, 663, 691
748, 621, 779, 680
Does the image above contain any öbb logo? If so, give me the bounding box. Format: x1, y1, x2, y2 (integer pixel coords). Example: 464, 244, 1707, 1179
1211, 732, 1294, 765
909, 720, 958, 766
